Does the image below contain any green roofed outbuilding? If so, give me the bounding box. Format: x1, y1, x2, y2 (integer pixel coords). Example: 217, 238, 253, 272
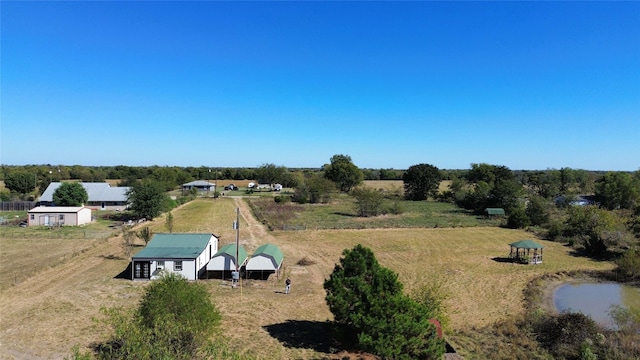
509, 240, 544, 264
485, 208, 505, 216
206, 243, 248, 272
246, 243, 284, 280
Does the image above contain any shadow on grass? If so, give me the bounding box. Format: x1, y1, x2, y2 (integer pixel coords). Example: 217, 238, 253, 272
491, 257, 516, 264
100, 254, 126, 260
332, 212, 357, 217
263, 320, 333, 353
115, 262, 132, 279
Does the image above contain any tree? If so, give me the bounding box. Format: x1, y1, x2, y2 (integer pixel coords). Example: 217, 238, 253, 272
458, 163, 522, 214
564, 205, 621, 256
137, 226, 153, 245
324, 154, 364, 192
402, 163, 441, 201
293, 174, 335, 204
595, 171, 640, 210
166, 212, 174, 233
525, 195, 550, 226
351, 187, 384, 217
126, 180, 166, 220
507, 206, 530, 229
53, 182, 89, 206
324, 245, 445, 359
254, 163, 287, 186
97, 273, 221, 359
4, 171, 36, 194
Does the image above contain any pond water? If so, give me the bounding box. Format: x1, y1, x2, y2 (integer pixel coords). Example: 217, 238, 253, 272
553, 282, 640, 329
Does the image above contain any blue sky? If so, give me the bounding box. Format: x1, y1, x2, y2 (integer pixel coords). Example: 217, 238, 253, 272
1, 1, 638, 171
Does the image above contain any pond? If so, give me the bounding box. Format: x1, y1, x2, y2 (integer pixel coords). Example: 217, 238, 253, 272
553, 282, 640, 329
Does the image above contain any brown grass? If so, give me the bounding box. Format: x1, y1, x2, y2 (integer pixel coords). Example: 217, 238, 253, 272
0, 198, 615, 359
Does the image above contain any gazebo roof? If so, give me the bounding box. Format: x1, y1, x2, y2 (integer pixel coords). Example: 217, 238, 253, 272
509, 240, 544, 249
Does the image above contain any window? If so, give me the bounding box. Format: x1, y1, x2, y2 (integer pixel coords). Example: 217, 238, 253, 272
157, 261, 165, 269
30, 214, 34, 220
59, 214, 64, 220
174, 261, 182, 271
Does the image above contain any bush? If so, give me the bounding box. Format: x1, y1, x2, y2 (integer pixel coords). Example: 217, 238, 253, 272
534, 312, 602, 359
616, 248, 640, 279
96, 273, 221, 359
507, 207, 530, 229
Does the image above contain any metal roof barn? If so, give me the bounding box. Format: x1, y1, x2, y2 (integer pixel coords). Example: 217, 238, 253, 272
246, 243, 284, 271
206, 243, 248, 271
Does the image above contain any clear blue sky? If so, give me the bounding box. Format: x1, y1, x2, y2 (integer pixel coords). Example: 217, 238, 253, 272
1, 1, 638, 171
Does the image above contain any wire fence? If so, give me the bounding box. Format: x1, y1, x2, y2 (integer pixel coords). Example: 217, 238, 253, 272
0, 230, 115, 239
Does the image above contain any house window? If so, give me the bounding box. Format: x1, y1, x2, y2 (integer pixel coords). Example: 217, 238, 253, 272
157, 261, 165, 269
59, 214, 64, 220
30, 214, 34, 220
174, 261, 182, 271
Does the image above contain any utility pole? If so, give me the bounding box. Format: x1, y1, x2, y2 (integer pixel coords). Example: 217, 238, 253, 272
232, 207, 240, 292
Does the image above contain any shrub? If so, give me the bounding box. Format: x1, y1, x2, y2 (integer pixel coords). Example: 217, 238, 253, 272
96, 273, 221, 359
534, 312, 602, 359
616, 248, 640, 280
507, 206, 530, 229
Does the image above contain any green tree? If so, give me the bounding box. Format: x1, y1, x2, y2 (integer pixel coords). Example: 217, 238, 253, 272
137, 226, 153, 245
351, 186, 384, 217
595, 171, 640, 210
564, 205, 621, 256
254, 163, 287, 186
97, 273, 221, 359
166, 212, 174, 233
324, 154, 364, 192
306, 174, 335, 203
126, 180, 166, 220
4, 171, 36, 194
402, 163, 441, 201
458, 164, 521, 214
53, 182, 89, 206
324, 245, 445, 359
525, 195, 550, 226
507, 206, 530, 229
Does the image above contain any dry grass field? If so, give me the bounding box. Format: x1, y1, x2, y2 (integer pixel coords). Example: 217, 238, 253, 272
0, 197, 615, 359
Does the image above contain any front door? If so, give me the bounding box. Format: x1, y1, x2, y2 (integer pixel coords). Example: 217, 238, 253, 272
134, 261, 151, 279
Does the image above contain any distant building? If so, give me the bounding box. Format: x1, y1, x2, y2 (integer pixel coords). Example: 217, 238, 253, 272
27, 206, 92, 226
182, 180, 216, 193
39, 182, 129, 211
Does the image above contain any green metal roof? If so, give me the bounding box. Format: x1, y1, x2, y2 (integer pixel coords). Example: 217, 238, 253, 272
252, 243, 284, 266
133, 233, 214, 259
214, 243, 248, 264
509, 240, 544, 249
485, 208, 505, 215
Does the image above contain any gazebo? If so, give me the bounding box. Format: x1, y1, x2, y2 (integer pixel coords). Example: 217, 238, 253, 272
509, 240, 544, 264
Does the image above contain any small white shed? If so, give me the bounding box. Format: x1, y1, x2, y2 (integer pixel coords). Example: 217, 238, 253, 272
246, 243, 284, 279
207, 243, 248, 271
27, 206, 92, 226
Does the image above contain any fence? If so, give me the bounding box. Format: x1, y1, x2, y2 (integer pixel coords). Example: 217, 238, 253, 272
0, 201, 37, 211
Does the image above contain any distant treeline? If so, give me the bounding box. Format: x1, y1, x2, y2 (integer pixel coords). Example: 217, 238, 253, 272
0, 163, 612, 199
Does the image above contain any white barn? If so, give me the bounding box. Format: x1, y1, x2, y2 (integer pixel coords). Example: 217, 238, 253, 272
206, 243, 248, 272
246, 243, 284, 279
27, 206, 92, 226
131, 233, 218, 281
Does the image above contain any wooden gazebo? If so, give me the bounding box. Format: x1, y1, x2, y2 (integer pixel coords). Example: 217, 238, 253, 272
509, 240, 544, 264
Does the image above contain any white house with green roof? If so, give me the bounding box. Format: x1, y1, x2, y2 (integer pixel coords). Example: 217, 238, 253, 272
131, 233, 218, 281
